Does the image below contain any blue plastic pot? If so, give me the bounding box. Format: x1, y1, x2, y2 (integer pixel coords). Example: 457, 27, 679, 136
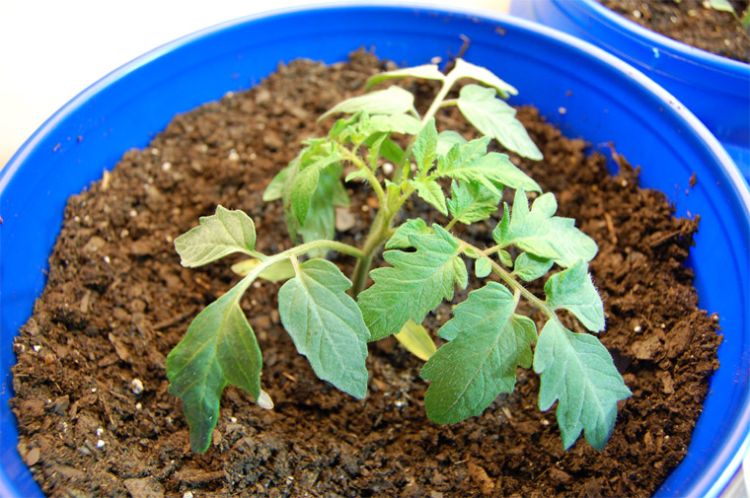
1, 5, 748, 497
509, 0, 750, 180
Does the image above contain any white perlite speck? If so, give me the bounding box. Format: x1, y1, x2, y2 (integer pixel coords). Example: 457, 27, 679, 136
131, 378, 144, 395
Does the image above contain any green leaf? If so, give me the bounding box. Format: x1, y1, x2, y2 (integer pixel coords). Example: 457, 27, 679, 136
457, 84, 543, 160
321, 86, 417, 119
394, 320, 437, 361
284, 163, 347, 251
386, 218, 432, 250
263, 165, 292, 202
446, 181, 500, 225
365, 64, 445, 89
278, 259, 370, 398
413, 118, 438, 174
288, 144, 342, 225
544, 260, 605, 333
438, 136, 490, 171
368, 114, 422, 135
231, 258, 296, 282
708, 0, 735, 13
421, 283, 535, 423
534, 320, 631, 450
492, 190, 598, 268
297, 166, 344, 246
175, 206, 257, 268
498, 249, 513, 267
290, 164, 321, 225
436, 130, 467, 156
513, 252, 554, 282
380, 138, 405, 164
475, 256, 492, 278
450, 58, 518, 98
439, 151, 540, 194
410, 178, 447, 215
358, 225, 467, 341
166, 280, 262, 452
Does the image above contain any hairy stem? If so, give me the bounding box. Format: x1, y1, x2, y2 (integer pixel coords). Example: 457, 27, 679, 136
395, 73, 460, 183
445, 217, 460, 231
350, 207, 394, 297
421, 76, 457, 126
458, 240, 556, 320
338, 145, 386, 203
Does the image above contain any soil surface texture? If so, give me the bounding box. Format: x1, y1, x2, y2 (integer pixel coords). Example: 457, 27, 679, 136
603, 0, 750, 62
12, 52, 721, 497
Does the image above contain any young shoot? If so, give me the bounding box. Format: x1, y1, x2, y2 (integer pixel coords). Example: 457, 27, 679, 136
167, 57, 631, 454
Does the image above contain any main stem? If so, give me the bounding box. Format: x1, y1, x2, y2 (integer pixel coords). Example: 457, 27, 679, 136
350, 207, 392, 297
350, 72, 460, 296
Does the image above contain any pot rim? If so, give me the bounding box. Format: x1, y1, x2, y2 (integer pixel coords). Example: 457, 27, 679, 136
556, 0, 750, 71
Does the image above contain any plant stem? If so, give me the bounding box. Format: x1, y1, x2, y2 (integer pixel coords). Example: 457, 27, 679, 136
458, 240, 556, 320
348, 68, 464, 296
338, 145, 386, 203
421, 75, 457, 126
350, 207, 393, 297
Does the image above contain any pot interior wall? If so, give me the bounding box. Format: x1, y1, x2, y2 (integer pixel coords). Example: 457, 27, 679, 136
0, 6, 747, 498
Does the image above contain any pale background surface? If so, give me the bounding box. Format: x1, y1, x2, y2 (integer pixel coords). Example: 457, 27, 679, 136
0, 0, 506, 168
0, 0, 746, 495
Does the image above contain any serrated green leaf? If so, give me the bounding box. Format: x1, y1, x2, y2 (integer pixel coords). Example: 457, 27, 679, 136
438, 136, 490, 172
446, 181, 501, 225
451, 58, 518, 98
492, 190, 597, 268
175, 206, 256, 268
439, 151, 540, 195
166, 280, 262, 452
386, 218, 431, 249
475, 256, 492, 278
358, 225, 467, 341
321, 86, 417, 119
231, 258, 296, 282
457, 84, 542, 160
278, 259, 370, 398
545, 261, 605, 333
366, 64, 445, 89
413, 118, 438, 174
411, 178, 447, 215
395, 320, 437, 361
534, 320, 631, 450
421, 283, 535, 423
513, 252, 554, 282
263, 165, 292, 202
436, 130, 467, 156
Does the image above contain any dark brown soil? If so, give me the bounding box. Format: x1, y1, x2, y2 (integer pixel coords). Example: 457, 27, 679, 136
602, 0, 750, 63
12, 52, 721, 498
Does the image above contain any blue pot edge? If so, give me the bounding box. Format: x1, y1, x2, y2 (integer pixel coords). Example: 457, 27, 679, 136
1, 3, 749, 497
560, 0, 750, 73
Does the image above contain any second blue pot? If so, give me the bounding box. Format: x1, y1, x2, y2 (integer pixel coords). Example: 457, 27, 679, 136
510, 0, 750, 180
